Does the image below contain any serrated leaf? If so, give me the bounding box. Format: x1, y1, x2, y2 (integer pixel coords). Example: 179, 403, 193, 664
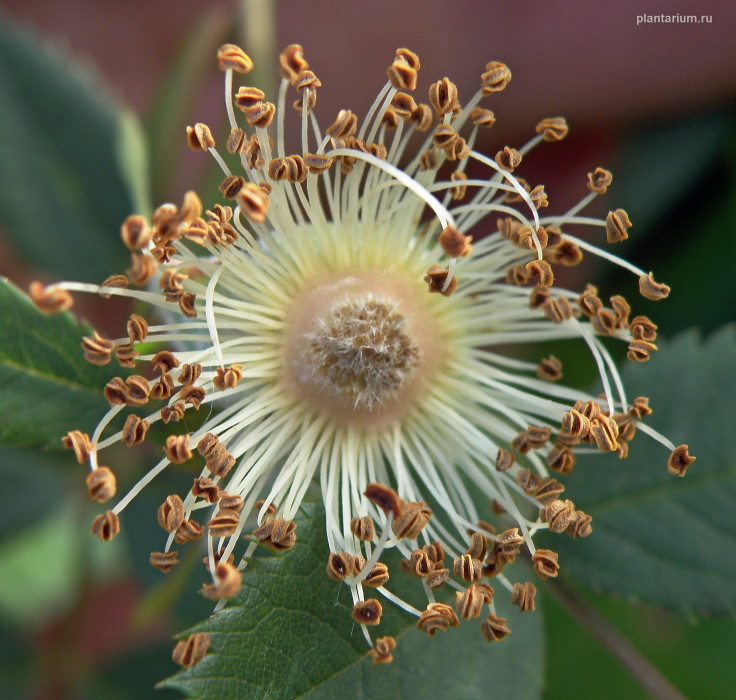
0, 13, 136, 280
162, 502, 544, 700
553, 327, 736, 615
0, 278, 118, 447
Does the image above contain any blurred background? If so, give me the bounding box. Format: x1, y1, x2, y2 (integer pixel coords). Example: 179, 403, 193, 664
0, 1, 734, 697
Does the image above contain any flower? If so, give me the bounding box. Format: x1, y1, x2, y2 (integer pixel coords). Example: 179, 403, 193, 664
32, 43, 694, 662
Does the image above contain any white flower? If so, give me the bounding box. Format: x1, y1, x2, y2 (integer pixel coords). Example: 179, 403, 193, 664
34, 43, 693, 660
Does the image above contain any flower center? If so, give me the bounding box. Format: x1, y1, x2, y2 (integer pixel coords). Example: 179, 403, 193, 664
282, 269, 444, 429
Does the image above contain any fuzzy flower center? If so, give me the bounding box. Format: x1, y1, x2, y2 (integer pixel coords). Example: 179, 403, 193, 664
305, 299, 419, 408
282, 269, 444, 428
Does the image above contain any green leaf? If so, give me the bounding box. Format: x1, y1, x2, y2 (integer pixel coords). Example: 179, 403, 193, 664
553, 326, 736, 615
0, 278, 118, 447
161, 503, 544, 700
0, 13, 137, 281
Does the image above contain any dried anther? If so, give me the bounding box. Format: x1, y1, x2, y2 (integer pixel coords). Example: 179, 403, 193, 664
326, 551, 357, 581
253, 517, 298, 551
201, 561, 242, 600
511, 582, 537, 612
352, 598, 383, 625
29, 282, 73, 313
175, 519, 204, 544
164, 434, 193, 464
480, 613, 512, 642
392, 501, 431, 539
532, 548, 559, 579
63, 430, 93, 464
186, 123, 215, 151
369, 636, 396, 664
438, 225, 473, 258
158, 494, 185, 533
81, 331, 114, 365
605, 209, 632, 243
424, 265, 457, 296
453, 553, 482, 582
91, 511, 120, 541
172, 633, 211, 668
540, 499, 578, 533
495, 146, 522, 172
455, 582, 494, 619
481, 61, 511, 94
639, 272, 670, 301
217, 43, 253, 73
208, 509, 241, 538
587, 167, 613, 194
150, 550, 179, 574
535, 117, 568, 142
364, 482, 402, 518
667, 444, 695, 477
350, 516, 375, 541
417, 602, 459, 636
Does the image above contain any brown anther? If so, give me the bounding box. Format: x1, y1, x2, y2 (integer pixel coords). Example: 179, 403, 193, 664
405, 548, 434, 578
179, 190, 202, 224
203, 549, 235, 570
495, 528, 524, 560
161, 401, 186, 424
417, 602, 459, 636
587, 167, 613, 194
616, 439, 630, 459
510, 581, 537, 612
226, 127, 248, 154
99, 275, 129, 299
63, 430, 93, 464
217, 43, 253, 73
363, 482, 402, 518
243, 101, 276, 129
428, 77, 459, 116
254, 500, 278, 516
362, 562, 390, 588
120, 413, 148, 446
149, 550, 179, 574
174, 518, 204, 544
535, 477, 566, 505
326, 109, 358, 139
614, 413, 637, 442
85, 467, 116, 503
566, 510, 593, 538
535, 355, 563, 382
304, 152, 334, 175
516, 468, 542, 494
197, 432, 219, 458
668, 444, 695, 477
120, 214, 152, 251
178, 292, 197, 318
148, 351, 176, 376
455, 582, 494, 620
29, 282, 73, 313
213, 364, 243, 392
236, 182, 269, 224
516, 226, 542, 250
387, 48, 419, 91
391, 91, 417, 118
423, 264, 457, 296
469, 106, 496, 128
535, 117, 568, 142
630, 315, 657, 343
124, 314, 148, 344
352, 598, 383, 626
218, 492, 244, 512
438, 225, 473, 258
506, 264, 528, 285
589, 416, 619, 452
326, 551, 356, 581
494, 146, 522, 172
489, 500, 507, 517
540, 499, 578, 533
350, 516, 375, 541
102, 376, 127, 405
392, 501, 432, 540
454, 553, 482, 582
206, 445, 236, 478
191, 477, 220, 504
208, 509, 241, 538
525, 260, 554, 287
512, 425, 552, 454
530, 185, 549, 209
369, 636, 396, 665
609, 295, 631, 328
577, 284, 602, 317
481, 61, 512, 94
627, 338, 658, 363
425, 567, 450, 589
381, 107, 399, 129
186, 123, 215, 151
164, 434, 192, 464
201, 561, 242, 600
80, 331, 113, 366
157, 494, 185, 533
177, 362, 201, 385
218, 175, 245, 200
432, 123, 459, 152
124, 375, 150, 407
495, 447, 515, 472
543, 297, 574, 324
629, 396, 653, 419
150, 372, 175, 400
172, 633, 210, 668
151, 243, 175, 263
561, 409, 591, 438
605, 208, 632, 244
590, 309, 617, 336
549, 239, 583, 267
180, 385, 206, 410
638, 272, 670, 301
481, 613, 512, 642
409, 103, 433, 131
422, 540, 445, 566
450, 170, 468, 200
418, 148, 439, 171
481, 555, 506, 578
466, 531, 489, 561
254, 517, 298, 551
293, 69, 321, 95
532, 548, 559, 579
279, 44, 309, 82
91, 510, 120, 541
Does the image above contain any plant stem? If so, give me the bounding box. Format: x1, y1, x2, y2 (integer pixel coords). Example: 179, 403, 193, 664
547, 579, 686, 700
